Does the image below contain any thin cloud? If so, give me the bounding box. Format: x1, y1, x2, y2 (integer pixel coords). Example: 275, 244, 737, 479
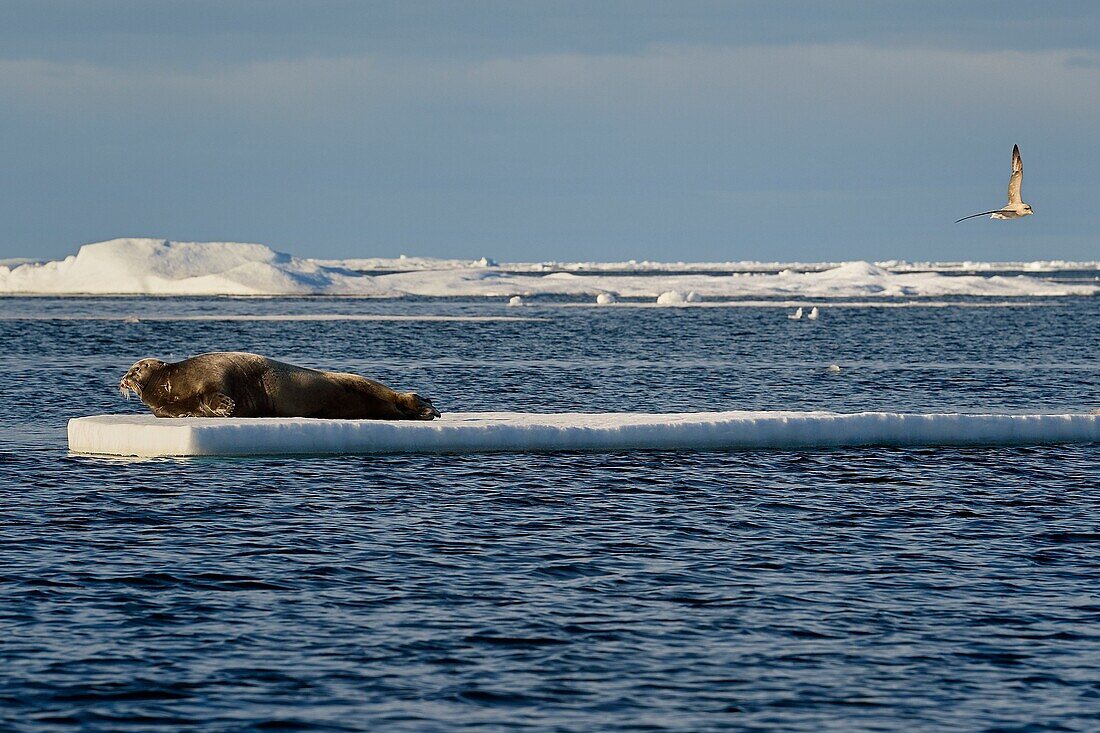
2, 43, 1097, 122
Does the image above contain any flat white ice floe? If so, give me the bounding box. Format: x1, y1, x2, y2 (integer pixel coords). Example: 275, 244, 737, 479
68, 412, 1100, 457
3, 239, 1097, 297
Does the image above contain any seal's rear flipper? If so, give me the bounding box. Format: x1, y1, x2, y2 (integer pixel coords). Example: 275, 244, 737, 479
403, 393, 441, 420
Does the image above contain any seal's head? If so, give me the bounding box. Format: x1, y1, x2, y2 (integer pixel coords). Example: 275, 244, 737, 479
119, 358, 167, 399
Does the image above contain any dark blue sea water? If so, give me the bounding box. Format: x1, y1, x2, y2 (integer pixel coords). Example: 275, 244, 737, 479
2, 296, 1099, 731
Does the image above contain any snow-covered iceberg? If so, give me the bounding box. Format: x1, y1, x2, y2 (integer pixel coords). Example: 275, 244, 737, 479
0, 239, 388, 296
69, 412, 1100, 457
3, 238, 1097, 297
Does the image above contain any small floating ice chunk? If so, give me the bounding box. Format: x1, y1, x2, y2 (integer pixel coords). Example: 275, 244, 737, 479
825, 364, 841, 373
507, 296, 525, 307
788, 307, 804, 320
807, 306, 819, 320
596, 293, 617, 305
685, 291, 702, 302
122, 315, 140, 324
656, 290, 686, 305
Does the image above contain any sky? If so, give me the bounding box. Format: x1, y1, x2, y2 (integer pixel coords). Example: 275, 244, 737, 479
2, 1, 1099, 263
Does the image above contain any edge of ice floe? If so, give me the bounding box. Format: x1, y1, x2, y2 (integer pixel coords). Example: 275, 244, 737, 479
67, 411, 1100, 457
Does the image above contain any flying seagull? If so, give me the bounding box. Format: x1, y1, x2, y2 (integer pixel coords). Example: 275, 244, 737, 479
956, 144, 1033, 223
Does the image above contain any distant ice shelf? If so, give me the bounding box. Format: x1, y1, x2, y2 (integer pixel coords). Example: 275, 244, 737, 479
68, 412, 1100, 457
3, 239, 1098, 297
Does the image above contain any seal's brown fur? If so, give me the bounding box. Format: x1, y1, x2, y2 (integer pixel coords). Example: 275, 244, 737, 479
119, 352, 440, 420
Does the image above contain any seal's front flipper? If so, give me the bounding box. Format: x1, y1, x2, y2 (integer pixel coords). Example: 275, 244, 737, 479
200, 392, 236, 417
151, 395, 207, 418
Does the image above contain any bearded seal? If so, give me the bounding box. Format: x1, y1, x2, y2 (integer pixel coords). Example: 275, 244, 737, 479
119, 352, 440, 420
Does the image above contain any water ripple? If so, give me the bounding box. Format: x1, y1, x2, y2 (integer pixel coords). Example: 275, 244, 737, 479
1, 297, 1099, 730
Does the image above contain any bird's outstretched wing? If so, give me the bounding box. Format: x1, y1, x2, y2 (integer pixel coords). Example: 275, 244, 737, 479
1007, 144, 1023, 205
955, 209, 1008, 223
